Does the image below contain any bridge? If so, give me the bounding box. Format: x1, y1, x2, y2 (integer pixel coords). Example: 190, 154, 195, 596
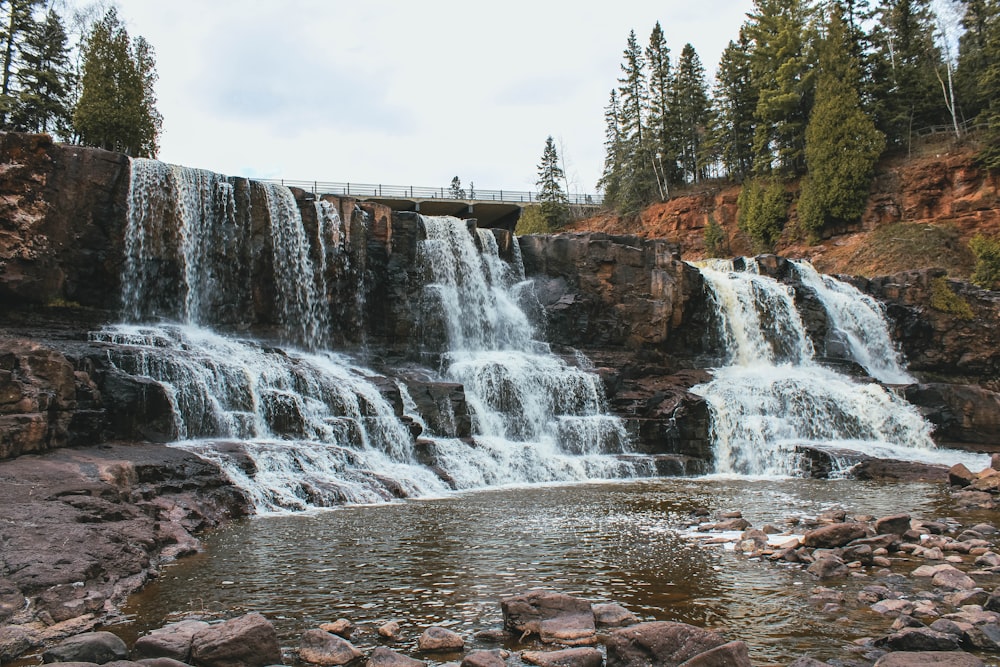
262, 179, 604, 230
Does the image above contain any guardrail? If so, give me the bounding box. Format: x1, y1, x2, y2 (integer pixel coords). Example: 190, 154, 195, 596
259, 178, 603, 207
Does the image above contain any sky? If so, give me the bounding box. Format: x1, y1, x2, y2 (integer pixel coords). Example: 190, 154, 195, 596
109, 0, 754, 197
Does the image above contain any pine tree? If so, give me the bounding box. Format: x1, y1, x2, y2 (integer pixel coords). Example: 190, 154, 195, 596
976, 0, 1000, 169
615, 29, 658, 216
0, 0, 42, 126
10, 9, 73, 135
645, 21, 675, 198
955, 0, 998, 121
798, 4, 885, 239
746, 0, 816, 177
869, 0, 945, 150
671, 43, 712, 183
449, 176, 465, 198
712, 29, 758, 181
73, 8, 162, 157
536, 135, 569, 228
598, 88, 625, 204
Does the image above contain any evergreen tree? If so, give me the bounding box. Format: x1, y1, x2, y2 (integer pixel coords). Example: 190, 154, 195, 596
615, 29, 658, 215
976, 0, 1000, 169
798, 4, 885, 239
645, 21, 675, 197
738, 177, 788, 252
10, 9, 73, 134
955, 0, 998, 121
598, 88, 625, 204
536, 135, 569, 228
449, 175, 465, 198
712, 29, 758, 181
0, 0, 42, 125
73, 8, 162, 157
745, 0, 816, 176
869, 0, 945, 149
671, 43, 712, 183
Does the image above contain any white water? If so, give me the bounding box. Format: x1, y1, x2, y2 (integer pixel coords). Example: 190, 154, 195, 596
792, 260, 914, 384
417, 216, 641, 479
692, 259, 985, 476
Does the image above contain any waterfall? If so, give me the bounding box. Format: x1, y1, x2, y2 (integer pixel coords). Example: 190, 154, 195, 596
691, 259, 980, 476
416, 216, 644, 481
792, 260, 914, 384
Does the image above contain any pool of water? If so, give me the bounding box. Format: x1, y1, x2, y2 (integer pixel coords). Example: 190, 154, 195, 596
111, 476, 999, 665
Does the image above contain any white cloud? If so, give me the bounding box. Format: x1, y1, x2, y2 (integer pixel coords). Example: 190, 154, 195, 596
111, 0, 753, 193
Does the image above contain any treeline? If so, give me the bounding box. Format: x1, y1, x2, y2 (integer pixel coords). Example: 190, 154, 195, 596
599, 0, 1000, 249
0, 1, 161, 157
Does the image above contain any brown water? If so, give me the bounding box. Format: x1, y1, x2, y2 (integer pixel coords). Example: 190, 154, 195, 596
115, 477, 995, 666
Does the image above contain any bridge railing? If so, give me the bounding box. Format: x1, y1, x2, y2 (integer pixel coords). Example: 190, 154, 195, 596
259, 178, 603, 207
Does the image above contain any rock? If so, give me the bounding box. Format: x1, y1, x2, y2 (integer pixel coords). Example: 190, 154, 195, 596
975, 552, 1000, 567
189, 613, 282, 667
132, 620, 209, 661
501, 590, 596, 645
592, 603, 638, 628
802, 523, 868, 548
378, 621, 403, 641
875, 514, 911, 535
873, 651, 984, 666
872, 599, 915, 616
967, 623, 1000, 651
712, 518, 750, 531
320, 619, 355, 638
416, 627, 464, 652
41, 631, 129, 664
605, 621, 725, 667
992, 453, 1000, 471
883, 627, 961, 651
842, 543, 874, 565
931, 567, 977, 590
986, 589, 1000, 612
367, 647, 425, 667
460, 650, 506, 667
676, 641, 751, 667
299, 629, 362, 666
521, 647, 604, 667
806, 557, 848, 579
787, 659, 834, 667
135, 660, 196, 667
950, 463, 976, 487
945, 590, 990, 607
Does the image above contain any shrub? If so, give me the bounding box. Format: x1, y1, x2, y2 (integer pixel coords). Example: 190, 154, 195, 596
737, 178, 787, 253
704, 216, 727, 257
929, 276, 974, 320
969, 233, 1000, 290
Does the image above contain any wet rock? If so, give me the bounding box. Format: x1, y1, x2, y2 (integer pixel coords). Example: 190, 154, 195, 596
802, 523, 868, 548
842, 544, 874, 565
299, 629, 362, 665
873, 651, 984, 667
992, 454, 1000, 471
135, 659, 196, 667
882, 627, 961, 651
871, 599, 915, 616
875, 515, 912, 535
132, 620, 209, 661
890, 614, 925, 631
806, 557, 849, 579
501, 590, 596, 645
605, 621, 725, 667
592, 603, 638, 628
967, 623, 1000, 651
460, 650, 506, 667
675, 640, 751, 666
986, 589, 1000, 612
320, 619, 355, 638
787, 659, 834, 667
367, 647, 426, 667
416, 627, 464, 652
712, 518, 750, 531
945, 590, 990, 607
950, 463, 976, 487
189, 613, 282, 667
931, 567, 977, 590
473, 630, 513, 643
378, 621, 403, 641
521, 647, 603, 667
41, 631, 129, 664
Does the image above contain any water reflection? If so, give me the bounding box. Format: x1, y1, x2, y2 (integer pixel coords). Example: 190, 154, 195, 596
123, 478, 957, 664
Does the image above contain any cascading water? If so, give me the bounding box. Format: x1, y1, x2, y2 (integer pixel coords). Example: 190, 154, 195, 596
414, 216, 647, 483
691, 259, 982, 476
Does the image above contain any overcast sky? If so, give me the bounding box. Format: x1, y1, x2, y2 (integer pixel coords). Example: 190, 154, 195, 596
110, 0, 753, 196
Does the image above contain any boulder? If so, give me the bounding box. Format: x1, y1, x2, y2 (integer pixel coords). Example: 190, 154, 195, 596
806, 557, 848, 579
298, 629, 362, 666
605, 621, 725, 667
378, 621, 402, 641
802, 522, 868, 548
189, 613, 282, 667
416, 627, 464, 652
873, 651, 984, 667
949, 463, 976, 487
676, 641, 751, 667
132, 620, 209, 661
883, 627, 961, 651
135, 659, 196, 667
460, 650, 506, 667
366, 647, 425, 667
42, 631, 129, 664
787, 659, 834, 667
521, 647, 604, 667
501, 591, 596, 645
320, 619, 355, 638
875, 514, 911, 535
592, 603, 638, 628
931, 567, 977, 590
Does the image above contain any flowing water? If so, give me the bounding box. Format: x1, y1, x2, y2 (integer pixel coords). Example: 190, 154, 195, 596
690, 259, 985, 476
